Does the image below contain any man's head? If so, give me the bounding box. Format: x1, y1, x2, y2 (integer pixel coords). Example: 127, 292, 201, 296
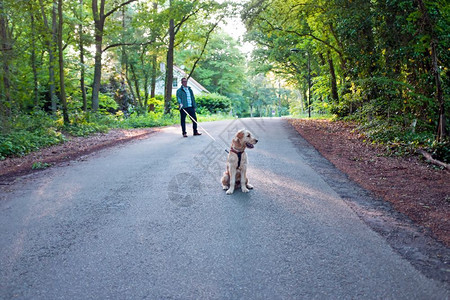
181, 77, 188, 87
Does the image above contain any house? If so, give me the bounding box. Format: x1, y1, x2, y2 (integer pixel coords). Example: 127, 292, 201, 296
154, 65, 210, 96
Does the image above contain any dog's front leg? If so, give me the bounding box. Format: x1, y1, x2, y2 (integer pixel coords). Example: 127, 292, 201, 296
226, 167, 236, 194
246, 180, 254, 190
240, 166, 250, 193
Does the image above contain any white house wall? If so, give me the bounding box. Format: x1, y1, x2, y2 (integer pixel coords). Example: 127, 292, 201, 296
154, 66, 209, 97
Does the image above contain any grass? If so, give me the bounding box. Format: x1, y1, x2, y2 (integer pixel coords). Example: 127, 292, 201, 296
0, 110, 234, 160
32, 162, 52, 170
289, 112, 335, 120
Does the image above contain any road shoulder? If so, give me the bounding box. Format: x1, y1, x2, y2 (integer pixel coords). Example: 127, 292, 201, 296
286, 119, 450, 287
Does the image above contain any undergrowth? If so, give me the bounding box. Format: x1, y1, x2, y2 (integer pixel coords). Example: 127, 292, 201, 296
357, 119, 449, 163
0, 111, 66, 160
0, 110, 230, 160
293, 114, 449, 164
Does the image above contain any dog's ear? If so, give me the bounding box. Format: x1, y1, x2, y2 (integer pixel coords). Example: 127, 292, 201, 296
236, 129, 245, 139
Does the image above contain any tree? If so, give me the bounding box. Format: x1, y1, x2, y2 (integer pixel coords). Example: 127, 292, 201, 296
39, 0, 58, 112
29, 1, 39, 107
77, 0, 88, 111
416, 0, 446, 140
0, 0, 12, 120
57, 0, 68, 124
186, 30, 246, 97
162, 0, 227, 114
164, 14, 174, 114
243, 0, 449, 138
91, 0, 138, 112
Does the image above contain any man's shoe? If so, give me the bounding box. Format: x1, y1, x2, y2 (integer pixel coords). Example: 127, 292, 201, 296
193, 132, 202, 136
183, 133, 188, 137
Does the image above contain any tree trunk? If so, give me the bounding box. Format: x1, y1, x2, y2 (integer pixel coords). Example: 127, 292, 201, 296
0, 0, 11, 118
164, 18, 174, 115
150, 53, 157, 99
150, 2, 158, 99
51, 0, 58, 111
129, 62, 142, 108
79, 0, 87, 111
91, 0, 139, 112
30, 3, 39, 108
91, 0, 106, 112
125, 63, 137, 106
141, 47, 150, 108
57, 0, 69, 124
327, 51, 339, 104
433, 40, 446, 140
416, 0, 446, 140
421, 2, 445, 139
120, 5, 127, 97
38, 0, 57, 112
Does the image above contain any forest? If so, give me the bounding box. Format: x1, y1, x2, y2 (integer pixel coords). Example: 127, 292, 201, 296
0, 0, 448, 162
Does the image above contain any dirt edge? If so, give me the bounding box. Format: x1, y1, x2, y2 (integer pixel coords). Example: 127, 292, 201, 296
0, 128, 158, 183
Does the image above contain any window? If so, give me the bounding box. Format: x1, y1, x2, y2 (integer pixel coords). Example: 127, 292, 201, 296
172, 77, 178, 88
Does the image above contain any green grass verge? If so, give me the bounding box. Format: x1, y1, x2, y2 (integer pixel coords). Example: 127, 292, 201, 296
0, 111, 233, 160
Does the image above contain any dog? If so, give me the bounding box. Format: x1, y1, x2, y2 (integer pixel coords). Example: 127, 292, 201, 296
221, 129, 258, 194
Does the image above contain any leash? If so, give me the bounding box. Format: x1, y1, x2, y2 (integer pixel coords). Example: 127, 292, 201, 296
181, 107, 217, 141
180, 107, 240, 156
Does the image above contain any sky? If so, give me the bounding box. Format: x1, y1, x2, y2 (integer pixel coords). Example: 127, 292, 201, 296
217, 0, 254, 54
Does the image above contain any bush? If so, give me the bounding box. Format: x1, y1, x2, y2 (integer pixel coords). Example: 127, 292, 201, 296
195, 93, 231, 114
98, 93, 119, 113
0, 129, 65, 158
357, 118, 449, 162
329, 101, 350, 118
148, 96, 165, 114
120, 112, 178, 128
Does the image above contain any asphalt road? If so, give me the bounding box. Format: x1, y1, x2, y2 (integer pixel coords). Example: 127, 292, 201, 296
1, 118, 448, 299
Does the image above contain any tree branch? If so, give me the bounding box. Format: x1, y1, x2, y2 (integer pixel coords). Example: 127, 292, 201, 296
102, 40, 154, 52
187, 17, 222, 79
263, 18, 344, 57
417, 149, 450, 170
174, 7, 200, 35
104, 0, 138, 19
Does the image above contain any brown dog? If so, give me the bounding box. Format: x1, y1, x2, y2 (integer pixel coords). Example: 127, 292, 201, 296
221, 129, 258, 194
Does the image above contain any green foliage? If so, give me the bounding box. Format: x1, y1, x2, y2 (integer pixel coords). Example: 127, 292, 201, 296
98, 94, 119, 113
0, 129, 65, 160
60, 111, 118, 137
357, 119, 449, 162
62, 123, 109, 137
245, 0, 449, 143
120, 112, 178, 129
32, 162, 51, 170
195, 93, 231, 114
148, 96, 165, 114
185, 30, 247, 97
0, 111, 66, 159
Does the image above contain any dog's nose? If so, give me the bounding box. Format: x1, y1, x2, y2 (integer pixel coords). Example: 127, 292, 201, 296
255, 139, 258, 143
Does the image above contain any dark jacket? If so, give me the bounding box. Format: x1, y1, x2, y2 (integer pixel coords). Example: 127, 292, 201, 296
176, 86, 196, 109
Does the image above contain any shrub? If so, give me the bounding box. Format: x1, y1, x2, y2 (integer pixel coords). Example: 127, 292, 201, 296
148, 96, 164, 114
0, 126, 65, 159
0, 111, 65, 151
98, 93, 119, 113
62, 123, 109, 137
195, 93, 231, 114
120, 112, 178, 128
357, 118, 449, 162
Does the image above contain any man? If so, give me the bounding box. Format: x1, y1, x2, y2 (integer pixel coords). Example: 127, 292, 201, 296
176, 77, 202, 137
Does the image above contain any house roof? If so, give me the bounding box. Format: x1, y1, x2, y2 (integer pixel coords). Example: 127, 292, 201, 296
173, 65, 210, 93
